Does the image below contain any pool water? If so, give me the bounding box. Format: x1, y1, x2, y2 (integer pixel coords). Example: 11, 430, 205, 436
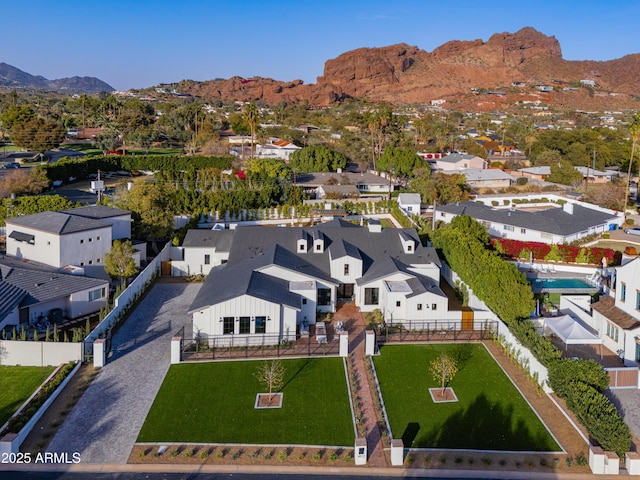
532, 278, 594, 290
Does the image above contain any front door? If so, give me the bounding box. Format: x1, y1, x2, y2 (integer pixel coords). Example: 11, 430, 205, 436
337, 283, 354, 302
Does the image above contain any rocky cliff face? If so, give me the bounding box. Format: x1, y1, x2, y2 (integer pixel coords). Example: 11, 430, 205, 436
177, 27, 640, 110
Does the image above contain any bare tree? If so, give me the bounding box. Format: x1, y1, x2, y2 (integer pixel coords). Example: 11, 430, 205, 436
255, 359, 286, 401
430, 354, 458, 395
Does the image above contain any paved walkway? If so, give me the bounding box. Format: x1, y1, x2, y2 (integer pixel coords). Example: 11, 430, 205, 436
334, 303, 388, 468
606, 388, 640, 449
47, 281, 199, 464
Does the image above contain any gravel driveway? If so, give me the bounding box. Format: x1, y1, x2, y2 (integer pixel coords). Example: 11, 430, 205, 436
47, 281, 199, 464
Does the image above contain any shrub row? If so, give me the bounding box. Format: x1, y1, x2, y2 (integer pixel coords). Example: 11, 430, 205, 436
40, 155, 233, 183
492, 238, 616, 265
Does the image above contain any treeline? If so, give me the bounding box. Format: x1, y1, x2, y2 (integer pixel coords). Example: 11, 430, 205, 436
39, 155, 234, 183
431, 216, 631, 455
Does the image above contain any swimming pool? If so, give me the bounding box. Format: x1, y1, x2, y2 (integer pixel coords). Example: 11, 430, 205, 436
530, 278, 597, 292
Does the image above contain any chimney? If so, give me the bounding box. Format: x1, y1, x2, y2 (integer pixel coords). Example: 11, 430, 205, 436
563, 202, 574, 215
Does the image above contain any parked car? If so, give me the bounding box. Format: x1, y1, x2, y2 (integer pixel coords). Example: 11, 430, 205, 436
1, 162, 20, 169
624, 227, 640, 236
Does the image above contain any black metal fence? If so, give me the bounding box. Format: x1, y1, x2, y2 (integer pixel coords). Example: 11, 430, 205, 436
182, 333, 340, 361
375, 319, 498, 344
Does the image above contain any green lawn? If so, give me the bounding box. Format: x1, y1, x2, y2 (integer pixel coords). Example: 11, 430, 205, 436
0, 366, 55, 426
373, 344, 560, 451
138, 358, 354, 446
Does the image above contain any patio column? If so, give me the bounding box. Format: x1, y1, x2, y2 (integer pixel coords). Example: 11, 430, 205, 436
93, 338, 106, 368
339, 332, 349, 357
365, 330, 376, 356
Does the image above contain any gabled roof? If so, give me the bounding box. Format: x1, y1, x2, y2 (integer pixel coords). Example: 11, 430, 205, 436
328, 239, 361, 261
0, 281, 28, 321
438, 153, 483, 164
188, 251, 302, 313
398, 193, 421, 204
436, 201, 618, 237
6, 211, 111, 235
0, 264, 107, 306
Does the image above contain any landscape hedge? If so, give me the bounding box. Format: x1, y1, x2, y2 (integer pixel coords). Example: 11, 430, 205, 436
492, 238, 615, 265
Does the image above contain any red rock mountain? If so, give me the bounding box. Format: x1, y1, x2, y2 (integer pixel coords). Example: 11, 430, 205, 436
176, 27, 640, 110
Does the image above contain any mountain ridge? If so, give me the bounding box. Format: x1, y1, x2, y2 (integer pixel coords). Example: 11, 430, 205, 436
0, 62, 114, 93
175, 27, 640, 111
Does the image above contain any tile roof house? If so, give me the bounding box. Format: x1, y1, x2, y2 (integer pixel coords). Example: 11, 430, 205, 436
435, 201, 621, 244
186, 219, 447, 344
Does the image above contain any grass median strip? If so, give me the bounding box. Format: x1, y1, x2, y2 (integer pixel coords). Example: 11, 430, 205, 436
0, 366, 55, 426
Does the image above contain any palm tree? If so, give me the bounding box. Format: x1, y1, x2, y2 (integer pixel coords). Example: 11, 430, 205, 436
244, 102, 259, 158
623, 114, 640, 221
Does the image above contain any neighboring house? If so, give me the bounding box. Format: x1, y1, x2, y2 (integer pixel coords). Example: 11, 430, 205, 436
0, 262, 109, 329
444, 168, 514, 189
398, 193, 421, 215
187, 220, 447, 344
433, 153, 487, 171
6, 212, 113, 269
296, 172, 397, 196
435, 200, 621, 244
255, 139, 301, 161
516, 166, 551, 181
315, 184, 360, 200
60, 205, 132, 240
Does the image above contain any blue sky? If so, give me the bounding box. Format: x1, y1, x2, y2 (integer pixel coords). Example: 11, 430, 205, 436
5, 0, 640, 91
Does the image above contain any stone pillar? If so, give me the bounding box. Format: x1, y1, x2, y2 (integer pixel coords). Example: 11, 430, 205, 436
339, 332, 349, 357
365, 330, 376, 356
589, 446, 605, 474
626, 451, 640, 475
171, 337, 182, 364
390, 439, 404, 466
93, 338, 106, 368
354, 438, 367, 465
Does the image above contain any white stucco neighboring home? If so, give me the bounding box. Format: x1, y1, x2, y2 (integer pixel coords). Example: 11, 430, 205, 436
0, 261, 108, 330
255, 139, 301, 161
187, 220, 447, 345
433, 153, 487, 171
171, 228, 234, 276
435, 200, 622, 244
6, 211, 113, 269
398, 193, 421, 215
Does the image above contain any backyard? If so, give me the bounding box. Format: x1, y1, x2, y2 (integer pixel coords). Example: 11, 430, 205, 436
373, 344, 560, 451
138, 357, 354, 446
0, 366, 55, 426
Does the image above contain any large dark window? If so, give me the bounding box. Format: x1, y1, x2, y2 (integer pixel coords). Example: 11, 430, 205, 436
239, 316, 250, 334
364, 288, 379, 305
255, 316, 266, 334
223, 317, 234, 335
317, 288, 332, 306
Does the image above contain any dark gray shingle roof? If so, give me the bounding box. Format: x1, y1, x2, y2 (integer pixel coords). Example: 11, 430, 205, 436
0, 265, 107, 306
61, 205, 131, 219
436, 201, 618, 237
6, 211, 111, 235
0, 281, 28, 322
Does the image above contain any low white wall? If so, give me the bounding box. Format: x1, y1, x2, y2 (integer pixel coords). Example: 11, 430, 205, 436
441, 262, 550, 390
0, 341, 83, 367
85, 241, 171, 346
0, 362, 81, 455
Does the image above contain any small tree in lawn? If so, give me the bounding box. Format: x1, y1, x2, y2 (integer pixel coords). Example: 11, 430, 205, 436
255, 359, 286, 402
430, 354, 458, 394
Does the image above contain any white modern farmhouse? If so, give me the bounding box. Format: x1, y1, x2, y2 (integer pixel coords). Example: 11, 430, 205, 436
187, 219, 447, 344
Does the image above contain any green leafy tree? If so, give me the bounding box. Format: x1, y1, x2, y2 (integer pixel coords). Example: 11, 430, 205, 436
93, 129, 121, 153
116, 180, 175, 241
104, 240, 137, 284
430, 354, 458, 394
377, 147, 422, 177
244, 102, 260, 158
289, 145, 347, 173
0, 105, 36, 132
623, 114, 640, 219
547, 159, 583, 186
11, 118, 65, 153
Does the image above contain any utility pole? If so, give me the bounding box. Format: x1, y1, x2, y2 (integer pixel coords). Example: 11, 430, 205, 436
387, 155, 393, 202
